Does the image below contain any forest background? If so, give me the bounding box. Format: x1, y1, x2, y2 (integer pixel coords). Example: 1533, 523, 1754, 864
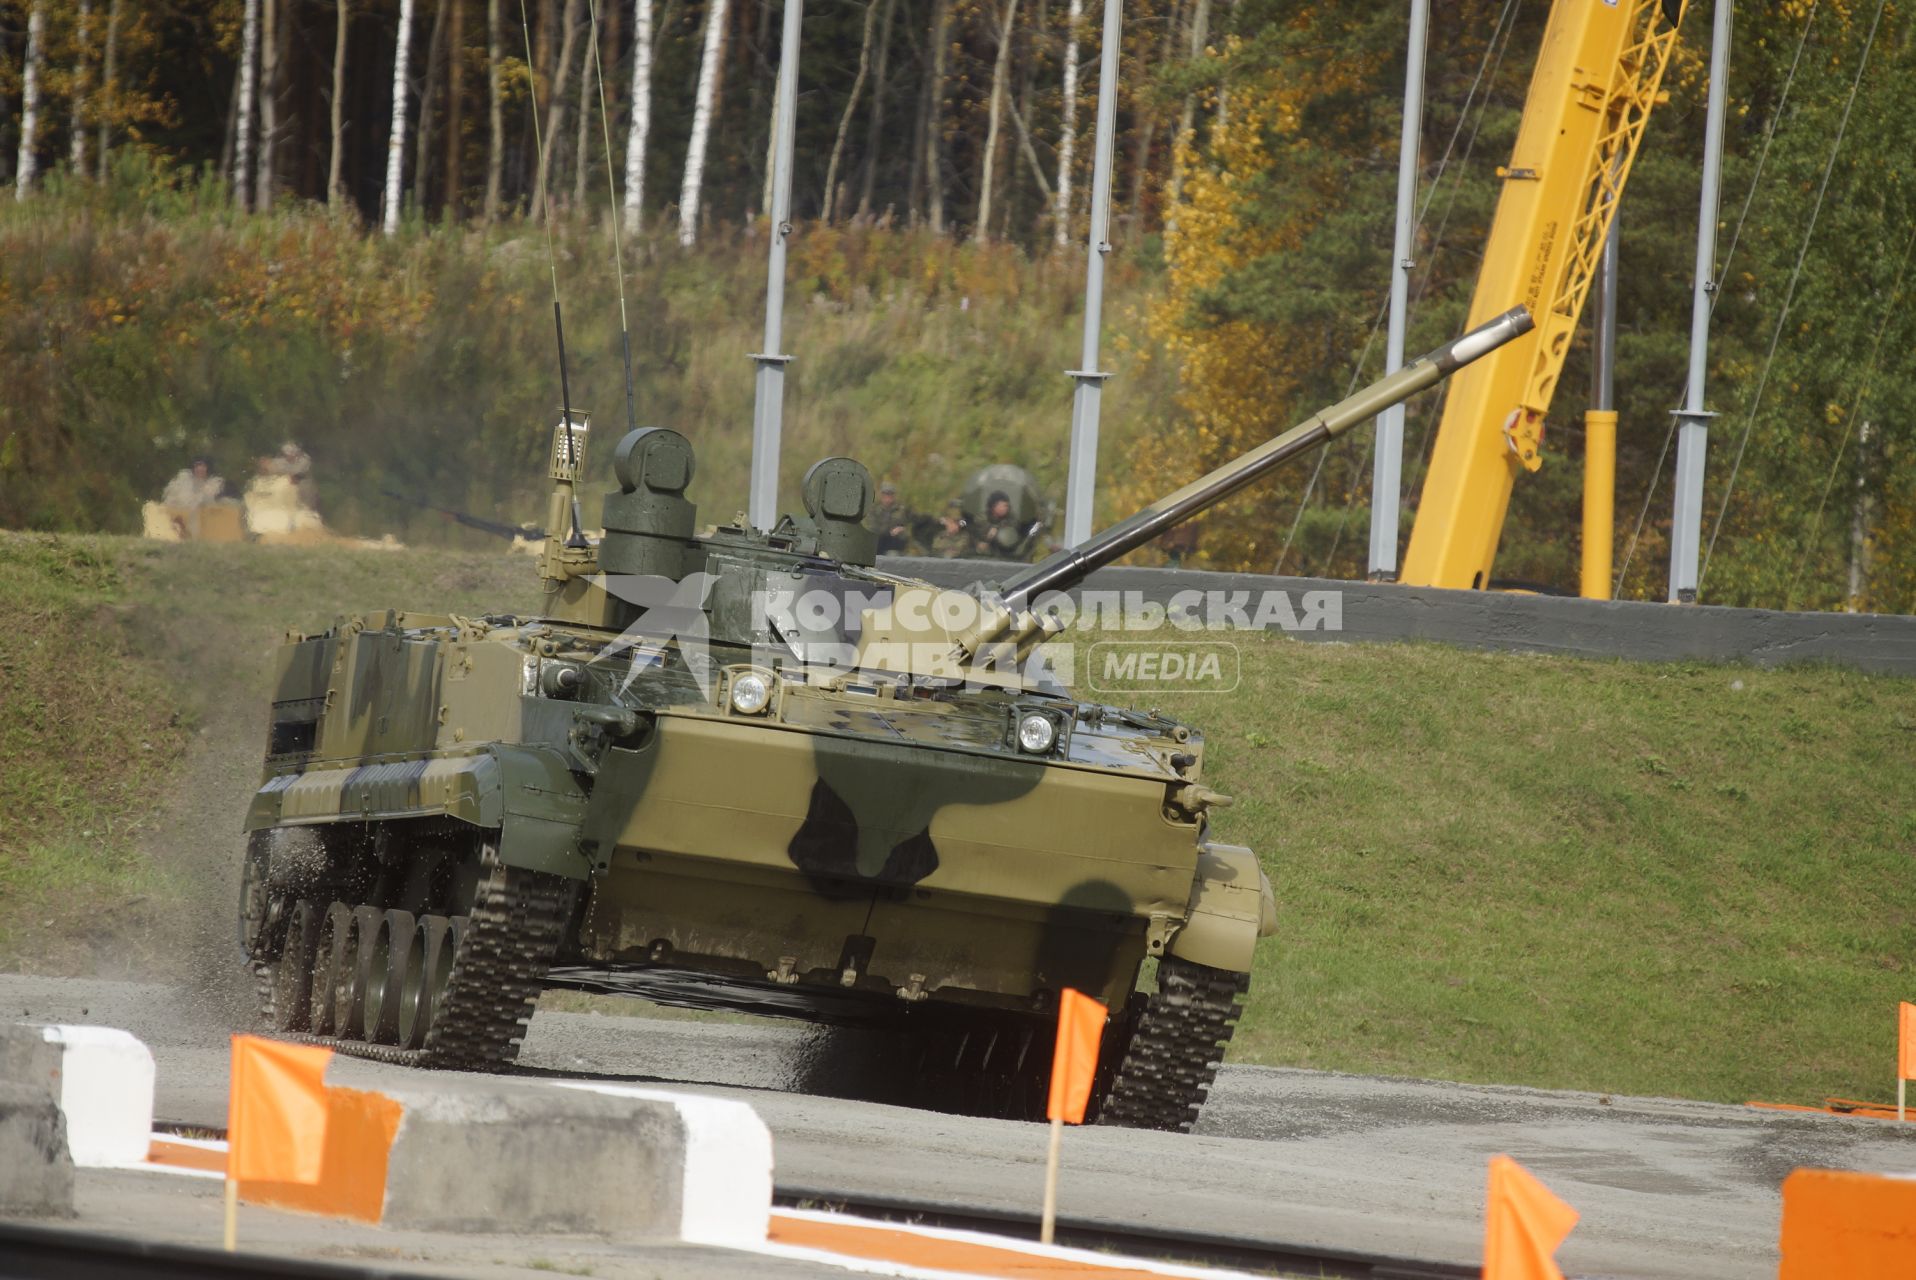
1, 0, 1912, 610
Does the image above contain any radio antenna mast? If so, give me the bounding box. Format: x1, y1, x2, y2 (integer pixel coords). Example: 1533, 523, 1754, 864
517, 0, 585, 545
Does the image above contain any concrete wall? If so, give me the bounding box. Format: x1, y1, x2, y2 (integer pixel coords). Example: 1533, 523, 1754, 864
880, 557, 1916, 677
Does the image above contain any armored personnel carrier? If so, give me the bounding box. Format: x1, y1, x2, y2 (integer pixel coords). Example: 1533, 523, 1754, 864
236, 307, 1530, 1130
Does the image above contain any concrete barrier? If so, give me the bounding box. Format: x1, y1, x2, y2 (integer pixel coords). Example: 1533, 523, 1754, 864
0, 1024, 153, 1168
243, 1068, 773, 1244
0, 1029, 78, 1216
884, 556, 1916, 676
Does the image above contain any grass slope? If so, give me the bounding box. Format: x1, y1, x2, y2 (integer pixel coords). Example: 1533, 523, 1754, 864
1158, 639, 1916, 1105
1, 533, 1910, 1105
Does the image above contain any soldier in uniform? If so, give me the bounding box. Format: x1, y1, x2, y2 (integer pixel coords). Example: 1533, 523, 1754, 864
970, 491, 1036, 561
160, 456, 225, 510
874, 482, 913, 556
930, 499, 970, 558
257, 441, 316, 510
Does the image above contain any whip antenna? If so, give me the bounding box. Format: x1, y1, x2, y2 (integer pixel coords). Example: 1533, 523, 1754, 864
517, 0, 584, 543
585, 0, 638, 437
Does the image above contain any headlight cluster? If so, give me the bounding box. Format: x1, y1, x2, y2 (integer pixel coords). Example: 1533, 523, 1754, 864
730, 671, 772, 715
1016, 712, 1058, 755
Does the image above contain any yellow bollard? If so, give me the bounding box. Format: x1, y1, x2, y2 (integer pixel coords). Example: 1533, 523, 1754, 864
1581, 410, 1617, 600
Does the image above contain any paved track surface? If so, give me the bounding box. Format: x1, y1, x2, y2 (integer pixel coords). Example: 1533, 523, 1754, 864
6, 974, 1915, 1279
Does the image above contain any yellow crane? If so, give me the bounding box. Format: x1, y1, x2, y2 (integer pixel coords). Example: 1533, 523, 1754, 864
1399, 0, 1687, 594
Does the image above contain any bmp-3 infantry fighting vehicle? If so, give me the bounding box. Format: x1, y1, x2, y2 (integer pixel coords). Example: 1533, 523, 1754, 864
237, 307, 1532, 1130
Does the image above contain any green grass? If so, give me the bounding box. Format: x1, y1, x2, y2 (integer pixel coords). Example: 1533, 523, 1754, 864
0, 536, 189, 962
2, 533, 1911, 1106
1143, 637, 1916, 1105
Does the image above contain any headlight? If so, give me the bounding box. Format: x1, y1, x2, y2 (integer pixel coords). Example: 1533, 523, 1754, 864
730, 672, 772, 715
1016, 712, 1057, 754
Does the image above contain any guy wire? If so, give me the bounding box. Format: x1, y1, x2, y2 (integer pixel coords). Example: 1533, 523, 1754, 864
585, 0, 639, 436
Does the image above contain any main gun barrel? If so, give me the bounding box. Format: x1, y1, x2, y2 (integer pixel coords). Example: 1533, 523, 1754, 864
999, 305, 1534, 607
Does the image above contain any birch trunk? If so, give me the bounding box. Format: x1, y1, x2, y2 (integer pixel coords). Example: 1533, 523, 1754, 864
1166, 0, 1207, 215
904, 29, 926, 224
484, 0, 503, 219
70, 0, 94, 177
1052, 0, 1081, 244
821, 0, 876, 224
328, 0, 350, 203
622, 0, 654, 234
678, 0, 729, 247
924, 0, 948, 234
573, 1, 594, 211
1124, 2, 1178, 233
256, 0, 279, 210
96, 0, 122, 178
973, 0, 1018, 243
383, 0, 417, 234
235, 0, 259, 209
853, 0, 894, 219
415, 0, 450, 216
532, 0, 583, 219
15, 0, 44, 199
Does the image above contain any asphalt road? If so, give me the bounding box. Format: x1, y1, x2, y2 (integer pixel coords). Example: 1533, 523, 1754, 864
6, 973, 1914, 1279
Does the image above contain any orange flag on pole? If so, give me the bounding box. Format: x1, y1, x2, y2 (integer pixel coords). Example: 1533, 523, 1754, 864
227, 1035, 333, 1185
1046, 988, 1108, 1125
1484, 1155, 1579, 1280
1899, 1003, 1916, 1081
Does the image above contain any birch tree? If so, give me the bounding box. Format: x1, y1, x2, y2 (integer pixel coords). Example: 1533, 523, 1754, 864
14, 0, 45, 199
622, 0, 654, 234
235, 0, 260, 208
257, 0, 279, 210
484, 0, 504, 220
383, 0, 417, 235
1053, 0, 1081, 244
1167, 0, 1210, 213
678, 0, 729, 247
573, 2, 595, 211
821, 0, 876, 224
95, 0, 123, 179
328, 0, 350, 204
70, 0, 95, 177
973, 0, 1019, 242
532, 0, 584, 219
414, 0, 450, 215
853, 0, 895, 219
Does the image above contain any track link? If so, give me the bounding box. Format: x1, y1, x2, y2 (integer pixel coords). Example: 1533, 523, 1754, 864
1097, 957, 1249, 1132
256, 849, 568, 1070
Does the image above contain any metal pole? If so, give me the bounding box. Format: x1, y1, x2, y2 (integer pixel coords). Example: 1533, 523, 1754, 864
1582, 216, 1618, 599
748, 0, 803, 531
1368, 0, 1428, 582
1669, 0, 1730, 603
1062, 0, 1123, 548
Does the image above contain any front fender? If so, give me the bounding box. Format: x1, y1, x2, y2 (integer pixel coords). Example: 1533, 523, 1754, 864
1164, 842, 1276, 974
243, 744, 590, 880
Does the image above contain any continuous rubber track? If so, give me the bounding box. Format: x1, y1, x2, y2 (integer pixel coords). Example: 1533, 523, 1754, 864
1097, 957, 1250, 1132
254, 853, 568, 1070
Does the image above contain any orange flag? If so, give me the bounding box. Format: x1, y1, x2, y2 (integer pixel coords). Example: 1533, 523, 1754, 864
1484, 1155, 1579, 1280
1046, 988, 1108, 1125
228, 1035, 333, 1185
1900, 1003, 1916, 1082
